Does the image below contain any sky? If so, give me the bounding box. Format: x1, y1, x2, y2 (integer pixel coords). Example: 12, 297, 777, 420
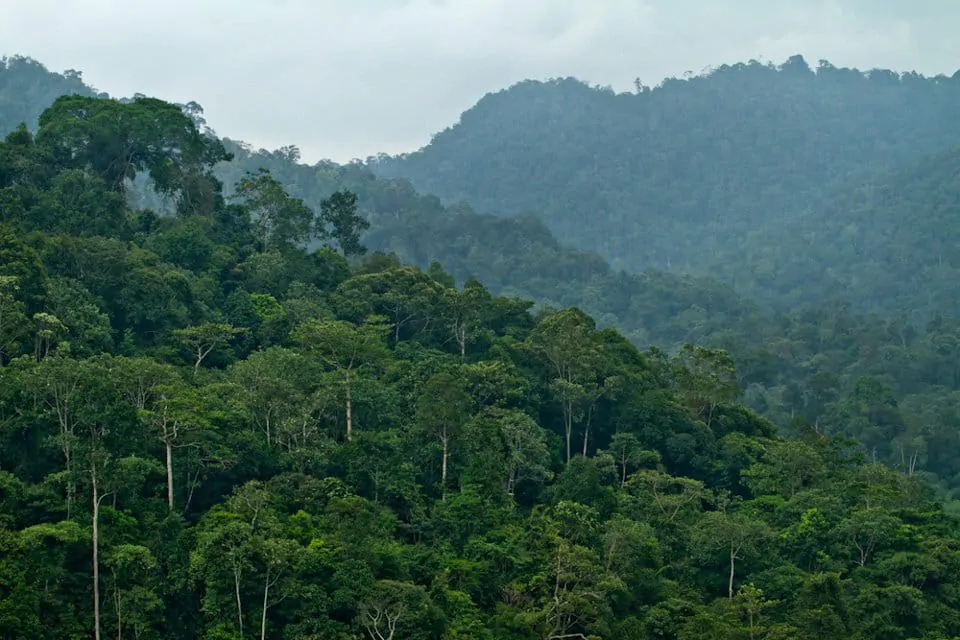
2, 0, 958, 163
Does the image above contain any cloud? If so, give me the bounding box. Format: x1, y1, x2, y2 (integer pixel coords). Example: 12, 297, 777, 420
1, 0, 957, 162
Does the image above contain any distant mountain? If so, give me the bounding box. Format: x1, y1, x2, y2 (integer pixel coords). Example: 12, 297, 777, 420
714, 144, 960, 318
14, 81, 960, 640
0, 56, 97, 133
217, 140, 759, 348
372, 56, 960, 313
0, 56, 756, 349
19, 54, 960, 515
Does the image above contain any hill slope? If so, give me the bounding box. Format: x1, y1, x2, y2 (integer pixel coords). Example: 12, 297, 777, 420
0, 55, 97, 132
7, 88, 960, 640
0, 56, 759, 349
714, 144, 960, 317
16, 55, 960, 513
373, 56, 960, 312
216, 140, 759, 347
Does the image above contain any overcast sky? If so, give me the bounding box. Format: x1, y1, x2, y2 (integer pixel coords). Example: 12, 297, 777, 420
2, 0, 958, 163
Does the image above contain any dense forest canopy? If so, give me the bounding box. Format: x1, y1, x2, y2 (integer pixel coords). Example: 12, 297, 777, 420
372, 55, 960, 318
710, 144, 960, 316
4, 54, 960, 640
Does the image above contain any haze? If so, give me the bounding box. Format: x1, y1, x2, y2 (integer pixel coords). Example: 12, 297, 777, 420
2, 0, 958, 163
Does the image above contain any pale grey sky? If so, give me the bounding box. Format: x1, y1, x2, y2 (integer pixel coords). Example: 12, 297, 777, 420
2, 0, 958, 163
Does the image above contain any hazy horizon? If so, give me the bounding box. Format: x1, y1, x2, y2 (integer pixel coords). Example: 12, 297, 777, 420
3, 0, 958, 163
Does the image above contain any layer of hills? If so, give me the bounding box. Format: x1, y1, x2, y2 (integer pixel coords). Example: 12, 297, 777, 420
7, 58, 960, 640
373, 55, 960, 318
8, 55, 960, 503
0, 56, 756, 348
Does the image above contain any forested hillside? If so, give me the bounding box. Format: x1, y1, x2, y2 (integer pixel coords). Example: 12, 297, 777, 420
373, 55, 960, 316
0, 56, 97, 133
8, 54, 960, 639
10, 55, 960, 502
712, 145, 960, 317
0, 57, 762, 348
214, 141, 758, 348
7, 54, 960, 494
193, 137, 960, 520
9, 85, 960, 640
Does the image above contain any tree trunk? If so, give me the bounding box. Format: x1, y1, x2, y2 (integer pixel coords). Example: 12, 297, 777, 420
728, 548, 736, 599
441, 432, 449, 500
93, 465, 102, 640
165, 440, 174, 510
260, 571, 270, 640
184, 465, 202, 515
582, 405, 594, 457
345, 369, 353, 441
234, 566, 244, 637
58, 412, 74, 519
457, 323, 467, 362
564, 401, 572, 464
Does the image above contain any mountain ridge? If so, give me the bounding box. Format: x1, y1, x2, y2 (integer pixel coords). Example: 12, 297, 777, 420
6, 86, 960, 640
372, 55, 960, 313
9, 55, 960, 639
0, 56, 759, 351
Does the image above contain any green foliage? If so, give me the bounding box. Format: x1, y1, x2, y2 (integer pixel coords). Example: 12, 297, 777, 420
6, 53, 960, 640
37, 94, 231, 205
319, 189, 370, 256
711, 145, 960, 319
374, 57, 960, 319
233, 168, 316, 251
